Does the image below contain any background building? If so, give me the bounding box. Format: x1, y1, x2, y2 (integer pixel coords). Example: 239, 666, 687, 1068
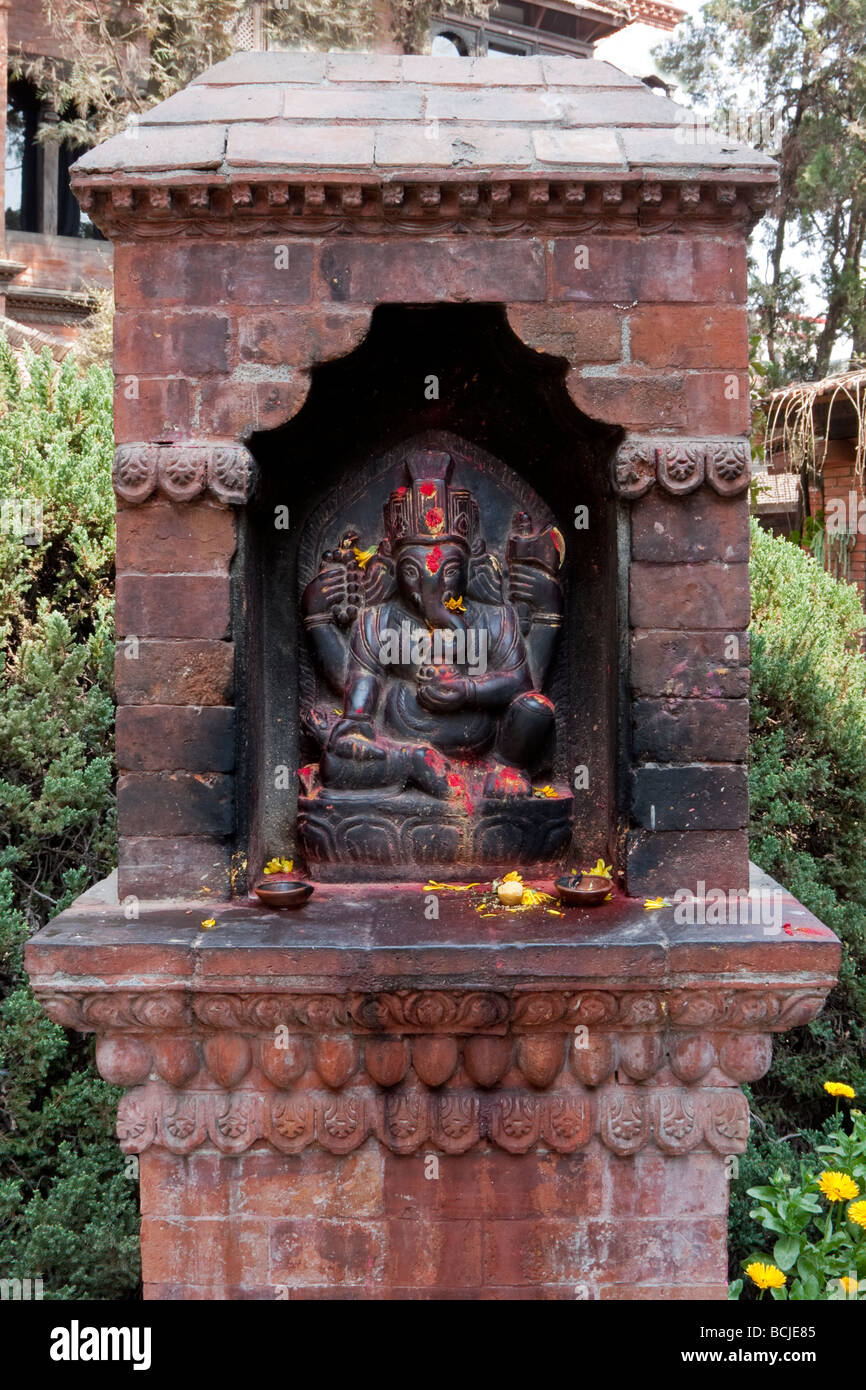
0, 1, 683, 350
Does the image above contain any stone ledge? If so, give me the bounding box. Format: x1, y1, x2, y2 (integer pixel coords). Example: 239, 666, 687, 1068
26, 865, 839, 994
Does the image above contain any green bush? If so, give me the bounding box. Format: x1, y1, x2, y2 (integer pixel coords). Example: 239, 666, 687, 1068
730, 520, 866, 1282
0, 342, 140, 1299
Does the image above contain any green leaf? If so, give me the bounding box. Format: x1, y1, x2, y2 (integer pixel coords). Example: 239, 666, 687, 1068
774, 1235, 801, 1271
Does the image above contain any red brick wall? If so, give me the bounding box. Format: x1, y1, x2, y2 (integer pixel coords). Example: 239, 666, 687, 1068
139, 1142, 729, 1299
818, 437, 866, 598
6, 230, 113, 292
8, 0, 65, 60
110, 228, 751, 899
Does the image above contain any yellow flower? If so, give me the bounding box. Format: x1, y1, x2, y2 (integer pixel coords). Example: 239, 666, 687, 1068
520, 887, 556, 908
423, 881, 481, 893
263, 857, 293, 875
353, 544, 377, 569
848, 1200, 866, 1229
818, 1171, 860, 1202
745, 1261, 786, 1290
533, 785, 559, 798
839, 1276, 859, 1294
200, 917, 216, 930
581, 858, 613, 879
643, 896, 668, 910
444, 594, 466, 612
501, 871, 523, 883
824, 1081, 856, 1100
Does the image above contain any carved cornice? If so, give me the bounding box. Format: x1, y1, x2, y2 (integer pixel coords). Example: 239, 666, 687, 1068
74, 178, 775, 241
113, 442, 257, 505
612, 438, 751, 499
34, 980, 831, 1156
115, 1081, 751, 1157
36, 983, 830, 1038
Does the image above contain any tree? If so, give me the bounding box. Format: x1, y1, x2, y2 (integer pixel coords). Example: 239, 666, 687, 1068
25, 0, 491, 150
657, 0, 866, 383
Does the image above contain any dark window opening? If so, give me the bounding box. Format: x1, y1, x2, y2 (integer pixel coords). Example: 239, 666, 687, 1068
5, 78, 42, 232
5, 77, 103, 238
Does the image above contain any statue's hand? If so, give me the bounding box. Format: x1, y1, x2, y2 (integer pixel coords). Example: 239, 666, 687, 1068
303, 557, 363, 628
508, 561, 563, 617
417, 668, 471, 712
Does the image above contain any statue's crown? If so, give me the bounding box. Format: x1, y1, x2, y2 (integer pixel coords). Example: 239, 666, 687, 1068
384, 451, 480, 551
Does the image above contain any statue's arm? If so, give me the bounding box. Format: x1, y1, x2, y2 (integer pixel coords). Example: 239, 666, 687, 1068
463, 610, 532, 709
302, 558, 361, 695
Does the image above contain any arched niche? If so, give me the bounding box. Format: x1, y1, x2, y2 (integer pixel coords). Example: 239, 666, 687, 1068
238, 303, 622, 887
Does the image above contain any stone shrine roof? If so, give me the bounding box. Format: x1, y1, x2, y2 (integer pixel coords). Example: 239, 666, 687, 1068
74, 51, 775, 186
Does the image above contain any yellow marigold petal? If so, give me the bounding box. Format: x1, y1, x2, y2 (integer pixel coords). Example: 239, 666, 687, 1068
201, 918, 216, 930
824, 1081, 856, 1099
847, 1200, 866, 1229
745, 1261, 786, 1290
818, 1170, 860, 1202
643, 897, 668, 910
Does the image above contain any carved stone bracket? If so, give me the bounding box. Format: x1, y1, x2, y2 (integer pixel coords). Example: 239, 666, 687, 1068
113, 442, 257, 505
75, 178, 776, 241
612, 438, 751, 500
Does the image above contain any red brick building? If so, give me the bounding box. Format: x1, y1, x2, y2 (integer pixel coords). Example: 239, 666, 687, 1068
758, 371, 866, 600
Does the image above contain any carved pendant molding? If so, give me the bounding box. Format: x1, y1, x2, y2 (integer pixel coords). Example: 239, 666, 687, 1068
612, 438, 751, 500
34, 980, 831, 1157
115, 1081, 750, 1158
113, 442, 257, 505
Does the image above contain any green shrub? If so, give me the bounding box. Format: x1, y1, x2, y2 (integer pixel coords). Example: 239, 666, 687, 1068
730, 521, 866, 1283
749, 519, 866, 1121
0, 341, 140, 1299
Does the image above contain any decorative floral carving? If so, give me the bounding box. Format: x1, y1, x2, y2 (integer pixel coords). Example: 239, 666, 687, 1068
112, 443, 257, 506
110, 1080, 759, 1156
208, 445, 257, 505
158, 446, 207, 502
113, 443, 158, 503
656, 442, 706, 494
612, 441, 656, 500
39, 984, 832, 1048
611, 438, 752, 500
705, 440, 751, 495
601, 1091, 649, 1155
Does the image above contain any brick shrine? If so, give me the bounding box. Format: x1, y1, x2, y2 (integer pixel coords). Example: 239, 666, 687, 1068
25, 51, 839, 1300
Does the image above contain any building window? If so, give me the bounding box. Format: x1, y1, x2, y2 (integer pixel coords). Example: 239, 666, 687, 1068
5, 78, 101, 239
5, 79, 41, 232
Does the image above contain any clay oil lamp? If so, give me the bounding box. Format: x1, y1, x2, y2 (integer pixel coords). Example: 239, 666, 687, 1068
253, 857, 314, 909
556, 858, 615, 908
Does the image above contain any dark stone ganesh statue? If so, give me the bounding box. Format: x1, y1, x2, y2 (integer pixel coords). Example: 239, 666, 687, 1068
297, 440, 571, 879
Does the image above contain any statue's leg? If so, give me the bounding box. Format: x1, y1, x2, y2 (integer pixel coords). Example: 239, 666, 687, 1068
408, 744, 462, 800
495, 691, 556, 773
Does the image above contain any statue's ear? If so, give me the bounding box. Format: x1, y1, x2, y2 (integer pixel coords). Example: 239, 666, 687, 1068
467, 553, 503, 604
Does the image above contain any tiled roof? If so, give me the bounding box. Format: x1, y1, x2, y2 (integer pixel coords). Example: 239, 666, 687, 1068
72, 52, 777, 185
752, 470, 800, 509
